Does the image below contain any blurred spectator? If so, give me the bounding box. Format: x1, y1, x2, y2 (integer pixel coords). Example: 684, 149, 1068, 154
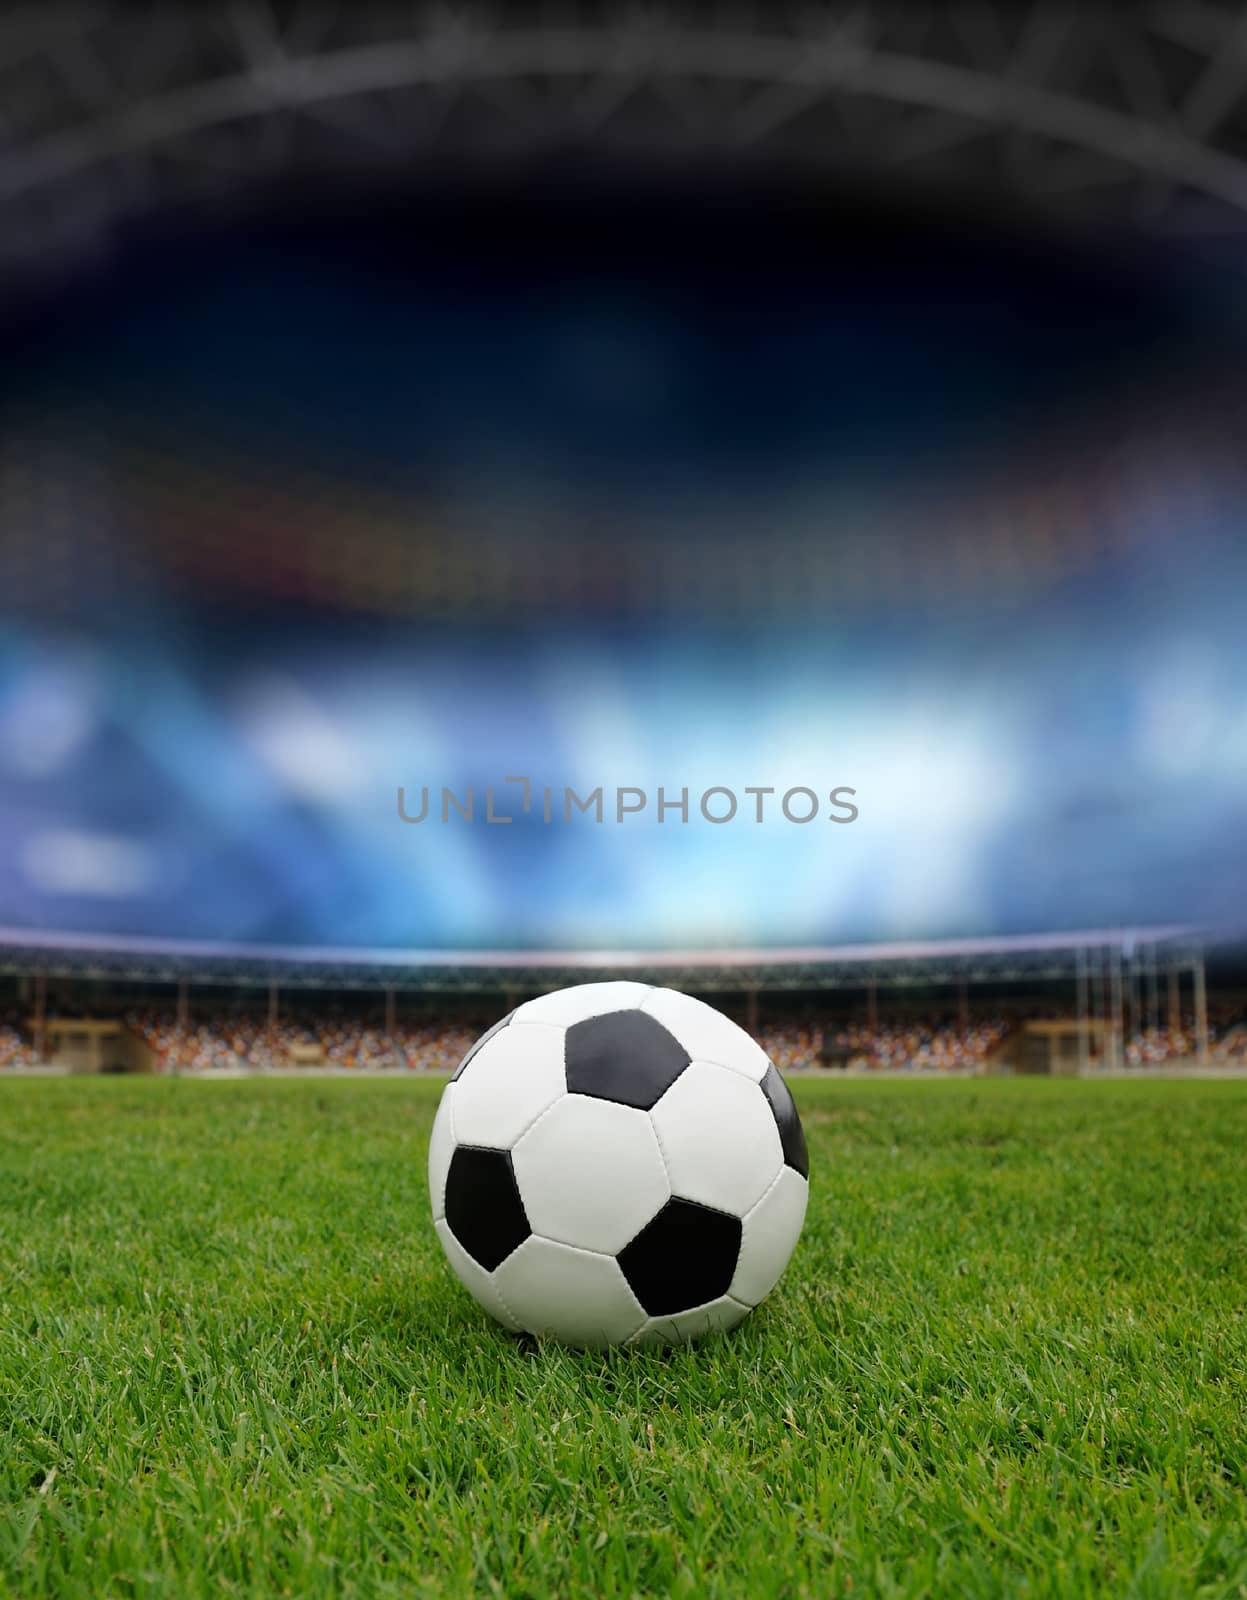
756, 1020, 823, 1072
811, 1013, 1010, 1072
122, 1009, 486, 1072
1124, 1008, 1247, 1065
0, 1014, 39, 1068
395, 1021, 478, 1072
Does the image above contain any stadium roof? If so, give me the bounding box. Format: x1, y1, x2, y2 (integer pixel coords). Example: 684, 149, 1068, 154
3, 2, 1247, 289
0, 924, 1220, 991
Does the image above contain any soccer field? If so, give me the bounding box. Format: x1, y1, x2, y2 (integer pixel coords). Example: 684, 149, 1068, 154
2, 1078, 1245, 1600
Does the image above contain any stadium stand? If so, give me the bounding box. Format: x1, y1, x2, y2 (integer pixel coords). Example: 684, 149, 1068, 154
1124, 1011, 1247, 1066
1, 930, 1241, 1074
757, 1016, 1012, 1072
0, 1005, 1147, 1074
120, 1010, 479, 1073
6, 1004, 1247, 1074
818, 1016, 1012, 1073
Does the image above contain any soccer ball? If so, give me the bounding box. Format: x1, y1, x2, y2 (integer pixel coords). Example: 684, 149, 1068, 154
428, 981, 809, 1346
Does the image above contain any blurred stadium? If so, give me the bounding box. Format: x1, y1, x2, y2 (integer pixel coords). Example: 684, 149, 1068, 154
2, 2, 1247, 1075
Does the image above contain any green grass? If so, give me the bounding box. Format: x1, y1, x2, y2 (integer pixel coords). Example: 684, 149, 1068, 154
2, 1077, 1246, 1600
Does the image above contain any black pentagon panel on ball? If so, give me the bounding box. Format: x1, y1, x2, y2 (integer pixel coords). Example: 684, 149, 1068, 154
444, 1146, 530, 1270
451, 1009, 514, 1081
760, 1064, 809, 1178
564, 1009, 690, 1110
618, 1198, 742, 1315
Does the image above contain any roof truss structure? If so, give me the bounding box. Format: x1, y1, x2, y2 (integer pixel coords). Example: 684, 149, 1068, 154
3, 4, 1247, 280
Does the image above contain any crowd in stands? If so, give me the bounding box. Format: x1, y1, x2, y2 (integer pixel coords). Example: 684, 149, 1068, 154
3, 1002, 1245, 1073
757, 1015, 1010, 1072
0, 1015, 40, 1069
766, 1009, 1247, 1071
812, 1015, 1010, 1072
5, 1006, 1010, 1074
756, 1021, 824, 1072
122, 1009, 484, 1072
393, 1021, 478, 1073
126, 1011, 285, 1072
320, 1018, 397, 1071
1124, 1011, 1247, 1066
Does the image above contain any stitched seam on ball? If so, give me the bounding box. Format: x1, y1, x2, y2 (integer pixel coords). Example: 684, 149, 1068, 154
526, 1234, 620, 1261
655, 1294, 730, 1320
715, 1053, 771, 1082
673, 1047, 769, 1082
743, 1163, 786, 1226
510, 1088, 570, 1151
684, 1056, 774, 1100
650, 1092, 774, 1216
488, 1233, 529, 1329
490, 1268, 524, 1332
730, 1167, 787, 1306
637, 998, 767, 1077
622, 1305, 647, 1341
645, 1105, 677, 1205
